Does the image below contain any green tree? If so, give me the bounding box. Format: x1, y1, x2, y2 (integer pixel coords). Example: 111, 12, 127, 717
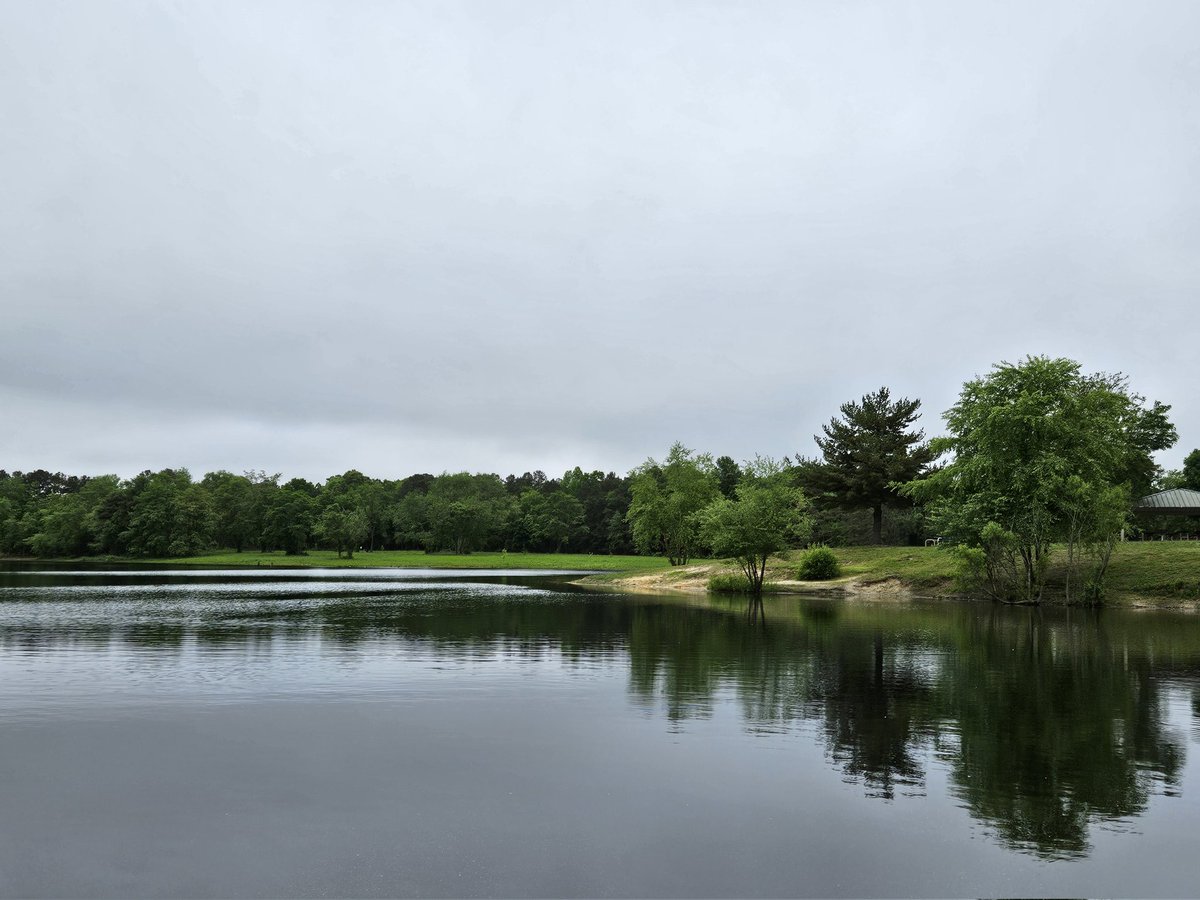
121, 469, 213, 557
512, 489, 586, 552
715, 456, 742, 500
626, 443, 718, 565
1155, 469, 1186, 491
263, 488, 315, 555
698, 457, 810, 594
560, 467, 631, 553
388, 490, 431, 550
414, 473, 510, 554
200, 471, 256, 552
906, 357, 1177, 603
316, 504, 369, 558
429, 496, 496, 554
1183, 449, 1200, 490
798, 387, 936, 544
23, 475, 120, 557
1059, 477, 1129, 603
243, 471, 282, 552
321, 471, 390, 552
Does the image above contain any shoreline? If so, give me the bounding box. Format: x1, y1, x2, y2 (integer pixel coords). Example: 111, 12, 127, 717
4, 543, 1198, 610
573, 546, 1200, 611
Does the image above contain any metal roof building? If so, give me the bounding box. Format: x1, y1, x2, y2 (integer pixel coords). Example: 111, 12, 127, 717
1134, 488, 1200, 516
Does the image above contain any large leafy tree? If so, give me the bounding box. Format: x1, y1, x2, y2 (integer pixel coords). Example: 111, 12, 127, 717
560, 467, 632, 554
699, 457, 810, 594
798, 387, 936, 544
511, 489, 586, 552
121, 469, 214, 557
262, 487, 316, 555
22, 476, 120, 557
200, 471, 256, 552
316, 503, 369, 558
906, 357, 1176, 603
626, 443, 718, 565
399, 472, 511, 554
1183, 449, 1200, 491
714, 456, 742, 499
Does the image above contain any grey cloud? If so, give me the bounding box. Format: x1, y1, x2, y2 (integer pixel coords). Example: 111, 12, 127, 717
2, 0, 1198, 479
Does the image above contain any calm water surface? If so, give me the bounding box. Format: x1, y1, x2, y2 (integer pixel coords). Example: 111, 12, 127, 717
1, 567, 1198, 897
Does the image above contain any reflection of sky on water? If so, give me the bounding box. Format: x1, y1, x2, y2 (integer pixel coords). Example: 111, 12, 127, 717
2, 569, 1200, 895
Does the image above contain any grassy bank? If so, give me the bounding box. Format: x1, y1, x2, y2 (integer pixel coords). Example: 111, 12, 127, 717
809, 542, 1200, 605
94, 549, 671, 572
7, 544, 1195, 606
581, 542, 1200, 608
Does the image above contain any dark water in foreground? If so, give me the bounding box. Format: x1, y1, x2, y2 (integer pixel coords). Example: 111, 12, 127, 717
1, 568, 1199, 897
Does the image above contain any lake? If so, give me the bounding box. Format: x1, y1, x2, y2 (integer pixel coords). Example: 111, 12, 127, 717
1, 567, 1198, 897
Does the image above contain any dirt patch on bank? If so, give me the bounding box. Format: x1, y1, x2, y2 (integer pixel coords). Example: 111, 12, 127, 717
576, 564, 925, 599
578, 563, 1197, 610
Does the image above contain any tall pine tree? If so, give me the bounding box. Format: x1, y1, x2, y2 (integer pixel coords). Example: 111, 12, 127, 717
799, 387, 935, 544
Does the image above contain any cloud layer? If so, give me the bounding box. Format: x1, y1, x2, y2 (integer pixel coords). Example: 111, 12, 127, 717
3, 0, 1198, 479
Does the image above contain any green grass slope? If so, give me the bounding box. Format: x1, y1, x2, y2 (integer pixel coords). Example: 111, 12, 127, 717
823, 542, 1200, 605
143, 549, 670, 572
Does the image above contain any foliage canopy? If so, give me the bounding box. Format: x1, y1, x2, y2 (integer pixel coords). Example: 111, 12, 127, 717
905, 356, 1176, 603
699, 456, 810, 594
626, 443, 719, 565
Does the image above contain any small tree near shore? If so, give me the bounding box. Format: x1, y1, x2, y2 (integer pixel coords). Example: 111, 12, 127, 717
699, 457, 810, 595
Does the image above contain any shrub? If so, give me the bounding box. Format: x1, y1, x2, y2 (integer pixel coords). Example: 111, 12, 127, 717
708, 573, 753, 593
951, 545, 987, 595
796, 545, 842, 580
707, 573, 787, 594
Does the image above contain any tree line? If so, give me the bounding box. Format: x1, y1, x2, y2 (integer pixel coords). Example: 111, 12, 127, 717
3, 355, 1197, 602
0, 467, 641, 560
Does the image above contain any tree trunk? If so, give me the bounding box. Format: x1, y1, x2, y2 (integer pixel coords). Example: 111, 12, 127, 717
872, 505, 883, 544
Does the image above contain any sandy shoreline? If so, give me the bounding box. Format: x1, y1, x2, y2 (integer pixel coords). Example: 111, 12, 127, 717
574, 562, 929, 601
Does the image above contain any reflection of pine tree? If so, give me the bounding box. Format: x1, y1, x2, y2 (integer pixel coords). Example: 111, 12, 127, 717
808, 632, 937, 800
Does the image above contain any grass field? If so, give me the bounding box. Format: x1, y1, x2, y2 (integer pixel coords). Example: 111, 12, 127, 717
825, 545, 959, 588
1102, 541, 1200, 601
13, 542, 1196, 606
142, 549, 671, 573
809, 542, 1200, 604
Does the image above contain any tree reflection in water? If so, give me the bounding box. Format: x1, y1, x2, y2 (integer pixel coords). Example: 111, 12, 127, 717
1, 583, 1196, 859
944, 608, 1184, 857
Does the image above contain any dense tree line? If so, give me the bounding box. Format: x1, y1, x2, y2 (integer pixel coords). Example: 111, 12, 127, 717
3, 355, 1193, 604
0, 466, 638, 559
0, 452, 926, 566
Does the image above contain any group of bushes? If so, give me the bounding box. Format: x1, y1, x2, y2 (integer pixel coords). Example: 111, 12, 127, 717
707, 545, 842, 593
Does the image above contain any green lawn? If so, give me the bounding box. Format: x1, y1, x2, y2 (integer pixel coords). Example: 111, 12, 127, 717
807, 541, 1200, 603
820, 545, 958, 588
144, 549, 670, 572
23, 542, 1198, 605
1102, 541, 1200, 600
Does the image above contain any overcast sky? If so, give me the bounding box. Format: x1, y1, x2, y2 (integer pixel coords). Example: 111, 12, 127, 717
2, 0, 1198, 481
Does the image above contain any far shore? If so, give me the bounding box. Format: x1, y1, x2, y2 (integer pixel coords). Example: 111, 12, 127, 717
4, 543, 1198, 609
